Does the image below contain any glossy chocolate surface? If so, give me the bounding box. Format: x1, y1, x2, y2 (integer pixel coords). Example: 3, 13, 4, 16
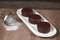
37, 22, 50, 33
29, 14, 41, 24
22, 8, 33, 17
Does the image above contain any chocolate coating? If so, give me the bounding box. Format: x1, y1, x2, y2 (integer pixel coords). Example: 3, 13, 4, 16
21, 8, 33, 17
29, 14, 41, 24
37, 22, 50, 33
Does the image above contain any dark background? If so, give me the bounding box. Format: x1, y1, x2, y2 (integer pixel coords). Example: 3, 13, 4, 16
0, 0, 60, 9
0, 0, 60, 2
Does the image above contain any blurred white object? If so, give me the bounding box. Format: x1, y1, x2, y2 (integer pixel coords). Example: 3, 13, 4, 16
3, 13, 21, 31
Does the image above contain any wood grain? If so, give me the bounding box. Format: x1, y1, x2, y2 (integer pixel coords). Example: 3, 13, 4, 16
0, 8, 60, 40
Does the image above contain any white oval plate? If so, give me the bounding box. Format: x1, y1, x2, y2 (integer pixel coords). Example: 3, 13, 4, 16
16, 8, 57, 37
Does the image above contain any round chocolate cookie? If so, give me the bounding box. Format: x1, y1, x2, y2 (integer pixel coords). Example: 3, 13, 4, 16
37, 22, 50, 33
21, 8, 33, 17
29, 14, 41, 24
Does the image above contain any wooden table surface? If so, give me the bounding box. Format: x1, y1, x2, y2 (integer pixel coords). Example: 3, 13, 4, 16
0, 8, 60, 40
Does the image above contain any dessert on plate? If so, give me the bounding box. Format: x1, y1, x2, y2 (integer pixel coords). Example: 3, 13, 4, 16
37, 22, 50, 33
29, 14, 41, 24
21, 8, 33, 17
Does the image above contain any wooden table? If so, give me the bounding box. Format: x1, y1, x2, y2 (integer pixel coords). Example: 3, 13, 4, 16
0, 8, 60, 40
